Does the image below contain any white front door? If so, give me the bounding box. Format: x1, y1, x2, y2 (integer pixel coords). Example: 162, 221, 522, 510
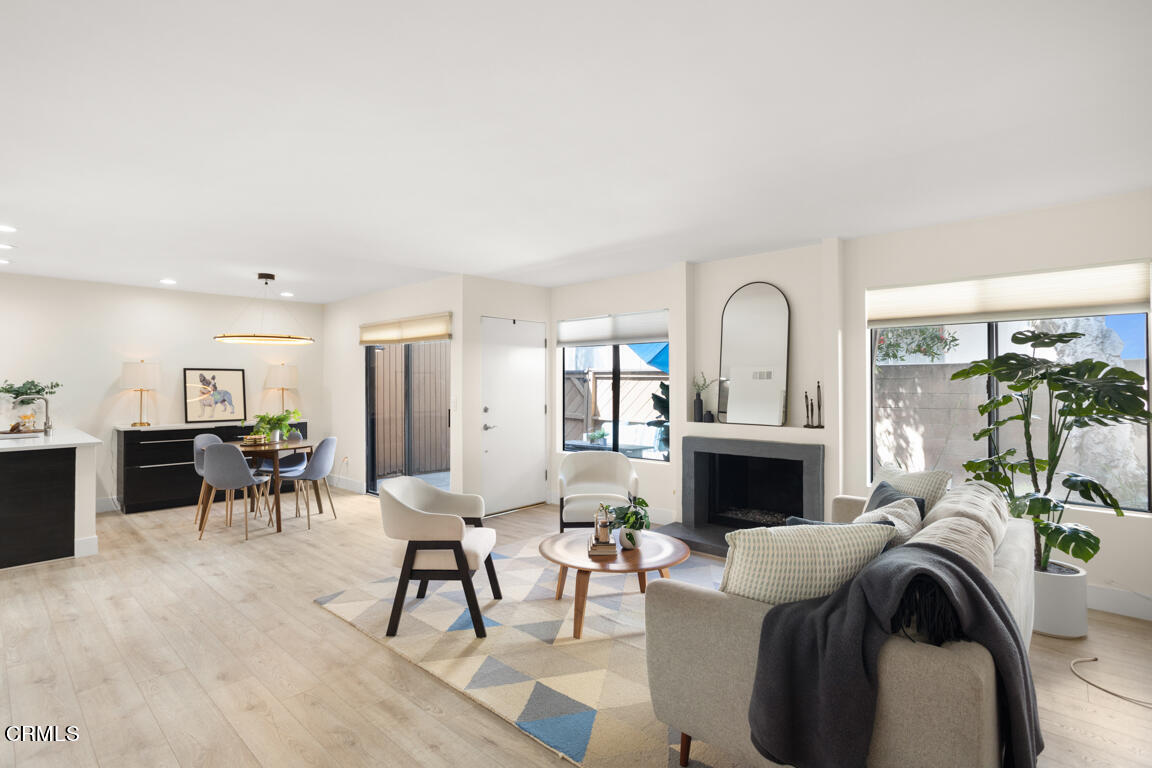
480, 316, 547, 513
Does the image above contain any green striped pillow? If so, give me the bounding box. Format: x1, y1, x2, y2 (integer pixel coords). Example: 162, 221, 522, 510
720, 524, 896, 604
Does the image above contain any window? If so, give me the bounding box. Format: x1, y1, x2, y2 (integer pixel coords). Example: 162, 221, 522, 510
562, 342, 670, 461
872, 313, 1149, 512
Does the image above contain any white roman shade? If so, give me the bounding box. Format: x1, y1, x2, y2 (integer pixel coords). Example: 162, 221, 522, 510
557, 309, 669, 346
360, 312, 453, 345
867, 262, 1151, 328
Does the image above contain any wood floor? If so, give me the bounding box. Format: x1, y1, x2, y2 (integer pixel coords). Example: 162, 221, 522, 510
0, 491, 1149, 768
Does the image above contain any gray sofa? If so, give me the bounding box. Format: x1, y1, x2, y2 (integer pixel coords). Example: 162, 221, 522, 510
646, 495, 1035, 768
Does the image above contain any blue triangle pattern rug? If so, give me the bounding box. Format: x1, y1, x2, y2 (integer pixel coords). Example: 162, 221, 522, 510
315, 533, 738, 767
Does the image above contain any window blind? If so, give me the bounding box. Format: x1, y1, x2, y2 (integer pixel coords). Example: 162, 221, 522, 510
359, 312, 452, 344
867, 262, 1150, 328
557, 309, 669, 346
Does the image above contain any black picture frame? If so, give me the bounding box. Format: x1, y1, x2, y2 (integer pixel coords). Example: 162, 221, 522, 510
183, 368, 247, 424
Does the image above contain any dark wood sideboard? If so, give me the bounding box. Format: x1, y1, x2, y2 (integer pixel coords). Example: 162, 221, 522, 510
116, 421, 307, 514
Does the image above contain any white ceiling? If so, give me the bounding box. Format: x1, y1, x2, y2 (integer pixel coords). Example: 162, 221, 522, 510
2, 1, 1150, 303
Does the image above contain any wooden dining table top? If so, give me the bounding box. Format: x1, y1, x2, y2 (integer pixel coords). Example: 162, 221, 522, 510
225, 437, 315, 454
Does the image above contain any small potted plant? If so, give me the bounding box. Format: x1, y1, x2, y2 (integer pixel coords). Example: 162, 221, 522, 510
953, 330, 1150, 638
692, 371, 717, 422
602, 496, 651, 549
585, 428, 608, 446
251, 408, 302, 442
1, 379, 62, 432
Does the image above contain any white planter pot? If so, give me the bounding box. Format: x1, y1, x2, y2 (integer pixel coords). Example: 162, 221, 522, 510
1033, 560, 1088, 638
618, 528, 642, 550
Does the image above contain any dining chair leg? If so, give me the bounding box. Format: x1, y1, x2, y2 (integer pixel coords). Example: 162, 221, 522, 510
311, 480, 325, 517
197, 486, 214, 540
226, 489, 234, 527
323, 478, 336, 519
194, 479, 207, 523
305, 481, 311, 530
294, 481, 300, 517
242, 486, 250, 541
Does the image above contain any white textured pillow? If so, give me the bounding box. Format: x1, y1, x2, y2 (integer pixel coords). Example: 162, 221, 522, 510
854, 498, 922, 546
875, 468, 952, 511
721, 524, 896, 604
909, 516, 995, 577
922, 480, 1009, 548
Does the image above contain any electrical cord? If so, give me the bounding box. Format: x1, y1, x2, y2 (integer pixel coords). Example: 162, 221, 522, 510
1069, 657, 1152, 708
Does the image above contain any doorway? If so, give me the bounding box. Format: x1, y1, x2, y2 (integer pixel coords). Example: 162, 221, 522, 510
366, 340, 451, 494
479, 316, 547, 513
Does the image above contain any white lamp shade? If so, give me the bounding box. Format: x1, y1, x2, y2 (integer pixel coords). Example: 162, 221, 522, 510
121, 361, 161, 390
265, 363, 298, 389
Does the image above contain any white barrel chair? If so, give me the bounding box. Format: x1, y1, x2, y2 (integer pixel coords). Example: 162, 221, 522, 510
557, 451, 639, 532
378, 476, 501, 638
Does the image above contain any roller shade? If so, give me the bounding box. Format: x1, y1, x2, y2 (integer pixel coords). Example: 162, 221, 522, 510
867, 262, 1150, 328
557, 309, 669, 346
360, 312, 452, 344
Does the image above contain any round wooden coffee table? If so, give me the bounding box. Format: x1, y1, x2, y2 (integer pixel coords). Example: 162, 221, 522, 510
538, 529, 690, 639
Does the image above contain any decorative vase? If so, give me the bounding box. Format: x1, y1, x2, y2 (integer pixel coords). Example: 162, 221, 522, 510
618, 528, 642, 549
1033, 560, 1088, 638
270, 429, 283, 443
693, 392, 704, 422
703, 410, 715, 423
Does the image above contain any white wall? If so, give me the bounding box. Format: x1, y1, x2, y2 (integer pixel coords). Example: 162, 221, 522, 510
0, 273, 325, 506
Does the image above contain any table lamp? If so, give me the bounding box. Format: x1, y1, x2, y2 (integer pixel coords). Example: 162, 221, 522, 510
121, 360, 161, 427
265, 363, 298, 411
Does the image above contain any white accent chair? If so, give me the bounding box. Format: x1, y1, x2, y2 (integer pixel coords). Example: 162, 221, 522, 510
378, 476, 501, 638
557, 451, 639, 532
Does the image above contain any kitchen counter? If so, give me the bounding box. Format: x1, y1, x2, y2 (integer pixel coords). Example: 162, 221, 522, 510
0, 428, 101, 567
0, 427, 103, 452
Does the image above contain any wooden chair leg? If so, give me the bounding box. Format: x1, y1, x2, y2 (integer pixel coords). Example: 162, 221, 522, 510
679, 733, 691, 767
226, 489, 233, 527
323, 478, 336, 519
311, 480, 325, 517
305, 480, 311, 530
242, 486, 250, 541
455, 545, 486, 638
416, 580, 429, 598
386, 544, 417, 637
484, 554, 502, 599
294, 481, 300, 518
194, 479, 207, 523
197, 486, 214, 540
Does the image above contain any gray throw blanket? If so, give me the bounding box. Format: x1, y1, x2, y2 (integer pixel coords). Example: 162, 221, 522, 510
748, 542, 1043, 768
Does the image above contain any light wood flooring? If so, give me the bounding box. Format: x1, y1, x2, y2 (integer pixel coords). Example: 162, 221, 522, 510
0, 491, 1149, 767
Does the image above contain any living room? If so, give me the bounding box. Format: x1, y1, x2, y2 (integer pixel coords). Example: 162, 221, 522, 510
2, 3, 1150, 767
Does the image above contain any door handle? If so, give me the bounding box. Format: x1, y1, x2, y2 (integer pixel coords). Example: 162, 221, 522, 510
483, 424, 497, 431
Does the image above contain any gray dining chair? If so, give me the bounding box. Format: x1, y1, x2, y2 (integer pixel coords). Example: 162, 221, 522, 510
257, 429, 305, 473
193, 433, 223, 527
278, 436, 337, 529
200, 443, 271, 541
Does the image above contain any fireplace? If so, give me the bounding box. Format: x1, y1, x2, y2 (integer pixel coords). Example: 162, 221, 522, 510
659, 437, 824, 555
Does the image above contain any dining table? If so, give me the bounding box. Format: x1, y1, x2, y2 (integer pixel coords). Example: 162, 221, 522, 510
226, 437, 316, 533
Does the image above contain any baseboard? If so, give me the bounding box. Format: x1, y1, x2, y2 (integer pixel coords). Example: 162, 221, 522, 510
97, 496, 121, 513
1087, 584, 1152, 621
328, 474, 366, 494
74, 535, 99, 558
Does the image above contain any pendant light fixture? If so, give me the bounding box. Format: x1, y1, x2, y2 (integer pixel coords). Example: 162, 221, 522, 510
214, 273, 315, 345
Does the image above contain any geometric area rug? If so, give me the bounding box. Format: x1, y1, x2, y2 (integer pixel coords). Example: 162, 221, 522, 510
315, 533, 742, 767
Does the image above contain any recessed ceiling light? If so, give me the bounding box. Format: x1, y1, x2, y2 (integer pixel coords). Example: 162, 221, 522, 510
159, 278, 177, 285
0, 244, 13, 250
0, 225, 16, 233
280, 291, 294, 297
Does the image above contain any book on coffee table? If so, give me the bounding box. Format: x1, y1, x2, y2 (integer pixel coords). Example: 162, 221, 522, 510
587, 536, 618, 557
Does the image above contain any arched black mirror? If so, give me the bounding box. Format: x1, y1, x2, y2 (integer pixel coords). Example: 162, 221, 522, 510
717, 282, 790, 425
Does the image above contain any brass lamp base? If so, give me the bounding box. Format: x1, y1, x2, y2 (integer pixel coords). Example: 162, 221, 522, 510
132, 421, 151, 427
133, 388, 151, 428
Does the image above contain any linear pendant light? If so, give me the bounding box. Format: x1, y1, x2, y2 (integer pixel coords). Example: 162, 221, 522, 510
214, 273, 315, 345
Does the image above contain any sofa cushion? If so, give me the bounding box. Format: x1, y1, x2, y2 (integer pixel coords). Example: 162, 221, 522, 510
922, 480, 1010, 548
854, 498, 922, 546
721, 524, 895, 604
785, 516, 894, 528
908, 517, 995, 577
561, 492, 630, 522
866, 480, 926, 519
874, 468, 951, 512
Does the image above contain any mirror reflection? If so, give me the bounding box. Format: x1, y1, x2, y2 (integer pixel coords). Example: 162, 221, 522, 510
718, 282, 790, 425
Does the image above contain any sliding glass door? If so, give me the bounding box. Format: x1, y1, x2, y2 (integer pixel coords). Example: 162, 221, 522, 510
366, 340, 451, 494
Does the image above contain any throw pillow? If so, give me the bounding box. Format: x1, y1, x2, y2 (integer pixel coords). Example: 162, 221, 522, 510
853, 497, 922, 546
922, 480, 1009, 548
865, 480, 926, 519
908, 516, 995, 577
874, 467, 952, 512
785, 516, 895, 528
720, 524, 896, 604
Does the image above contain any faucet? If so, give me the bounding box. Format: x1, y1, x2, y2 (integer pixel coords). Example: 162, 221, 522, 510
14, 395, 52, 436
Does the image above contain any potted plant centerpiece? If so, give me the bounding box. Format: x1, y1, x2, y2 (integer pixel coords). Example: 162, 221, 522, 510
251, 408, 302, 442
953, 329, 1150, 637
602, 496, 651, 550
585, 428, 608, 446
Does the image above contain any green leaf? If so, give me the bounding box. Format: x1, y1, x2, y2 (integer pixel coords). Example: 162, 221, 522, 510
1035, 520, 1100, 563
1009, 329, 1084, 348
1061, 472, 1123, 515
977, 393, 1013, 416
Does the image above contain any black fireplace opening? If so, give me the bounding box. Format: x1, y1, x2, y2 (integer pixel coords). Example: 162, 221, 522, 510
708, 453, 803, 529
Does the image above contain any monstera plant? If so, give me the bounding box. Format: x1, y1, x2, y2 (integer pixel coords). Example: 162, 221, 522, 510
952, 330, 1150, 572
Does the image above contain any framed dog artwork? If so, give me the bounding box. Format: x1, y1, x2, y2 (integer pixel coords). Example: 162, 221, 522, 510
183, 368, 247, 423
